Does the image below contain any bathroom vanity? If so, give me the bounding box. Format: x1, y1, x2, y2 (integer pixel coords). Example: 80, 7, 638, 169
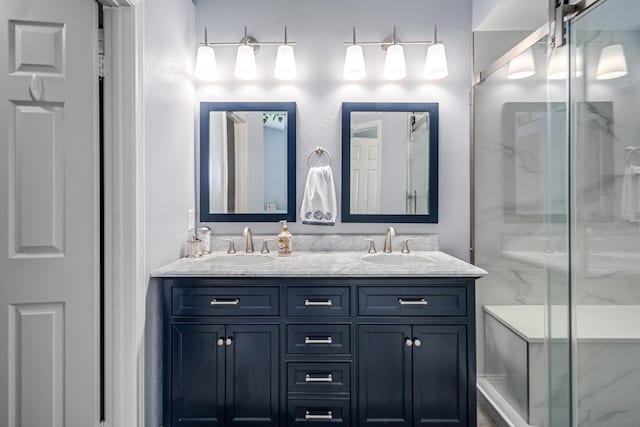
154, 247, 486, 427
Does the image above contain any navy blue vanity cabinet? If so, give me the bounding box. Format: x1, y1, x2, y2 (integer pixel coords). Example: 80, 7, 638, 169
162, 277, 477, 427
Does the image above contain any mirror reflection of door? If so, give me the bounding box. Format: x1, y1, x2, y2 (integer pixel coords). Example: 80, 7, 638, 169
407, 113, 430, 214
351, 120, 382, 214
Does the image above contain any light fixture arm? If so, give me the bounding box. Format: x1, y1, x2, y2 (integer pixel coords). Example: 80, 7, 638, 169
344, 25, 443, 48
198, 25, 297, 49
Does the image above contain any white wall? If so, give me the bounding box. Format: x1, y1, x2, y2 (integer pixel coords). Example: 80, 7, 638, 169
195, 0, 473, 260
142, 1, 196, 426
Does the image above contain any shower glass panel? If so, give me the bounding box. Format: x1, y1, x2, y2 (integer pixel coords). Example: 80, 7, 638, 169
474, 34, 571, 426
570, 1, 640, 425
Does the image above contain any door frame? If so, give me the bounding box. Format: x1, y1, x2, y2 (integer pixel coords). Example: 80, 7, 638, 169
98, 1, 146, 426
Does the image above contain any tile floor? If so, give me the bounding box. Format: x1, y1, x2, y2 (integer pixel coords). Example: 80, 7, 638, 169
478, 405, 499, 427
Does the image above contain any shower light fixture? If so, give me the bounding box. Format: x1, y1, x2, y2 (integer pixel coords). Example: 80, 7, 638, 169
596, 44, 628, 80
195, 25, 298, 81
508, 49, 535, 80
343, 25, 448, 81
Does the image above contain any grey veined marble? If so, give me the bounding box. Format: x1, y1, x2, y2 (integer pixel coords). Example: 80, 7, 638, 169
151, 250, 487, 278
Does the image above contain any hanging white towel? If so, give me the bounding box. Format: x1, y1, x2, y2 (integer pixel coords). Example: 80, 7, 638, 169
621, 165, 640, 222
300, 165, 337, 225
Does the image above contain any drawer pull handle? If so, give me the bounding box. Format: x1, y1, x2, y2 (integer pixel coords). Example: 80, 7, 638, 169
398, 298, 428, 305
210, 298, 240, 306
305, 410, 333, 420
304, 299, 333, 306
305, 373, 333, 383
304, 336, 333, 345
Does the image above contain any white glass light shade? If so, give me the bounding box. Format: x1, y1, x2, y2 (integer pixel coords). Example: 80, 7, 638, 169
424, 43, 448, 80
508, 49, 535, 80
343, 45, 366, 80
235, 45, 257, 80
194, 46, 218, 81
384, 44, 406, 80
597, 44, 628, 80
274, 45, 296, 80
548, 47, 567, 80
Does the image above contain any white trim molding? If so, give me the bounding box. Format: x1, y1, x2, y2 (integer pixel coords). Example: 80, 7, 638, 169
102, 3, 146, 427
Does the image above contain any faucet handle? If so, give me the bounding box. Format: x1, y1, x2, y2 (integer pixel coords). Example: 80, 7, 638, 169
401, 238, 414, 254
364, 239, 377, 254
261, 239, 276, 254
224, 239, 237, 254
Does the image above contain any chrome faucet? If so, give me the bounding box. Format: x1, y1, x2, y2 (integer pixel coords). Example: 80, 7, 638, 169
242, 227, 255, 253
383, 226, 397, 253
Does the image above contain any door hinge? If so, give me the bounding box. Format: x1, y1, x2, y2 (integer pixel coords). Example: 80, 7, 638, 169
98, 28, 106, 79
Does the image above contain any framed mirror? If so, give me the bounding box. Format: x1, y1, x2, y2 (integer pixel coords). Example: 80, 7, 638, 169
199, 102, 296, 222
341, 102, 439, 223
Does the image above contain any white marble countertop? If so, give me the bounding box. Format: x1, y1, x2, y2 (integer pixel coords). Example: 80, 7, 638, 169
151, 250, 488, 278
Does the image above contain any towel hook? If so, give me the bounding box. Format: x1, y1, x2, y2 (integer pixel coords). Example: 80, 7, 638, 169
626, 146, 640, 167
306, 146, 333, 167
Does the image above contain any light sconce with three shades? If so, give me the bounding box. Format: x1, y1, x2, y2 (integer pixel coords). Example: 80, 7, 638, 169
194, 25, 449, 81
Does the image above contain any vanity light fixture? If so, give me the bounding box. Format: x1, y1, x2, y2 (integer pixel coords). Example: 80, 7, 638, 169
424, 26, 448, 80
274, 26, 296, 80
508, 49, 535, 80
194, 27, 219, 81
195, 25, 298, 81
344, 27, 366, 80
383, 27, 407, 80
596, 44, 628, 80
343, 25, 448, 81
548, 46, 567, 80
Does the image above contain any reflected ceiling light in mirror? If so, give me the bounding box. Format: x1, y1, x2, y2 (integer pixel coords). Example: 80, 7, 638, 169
344, 27, 366, 80
274, 26, 296, 80
508, 49, 535, 80
597, 44, 628, 80
383, 27, 406, 80
548, 46, 567, 80
195, 27, 219, 81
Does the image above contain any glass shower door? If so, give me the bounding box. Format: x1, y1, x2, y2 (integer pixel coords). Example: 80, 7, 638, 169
570, 1, 640, 425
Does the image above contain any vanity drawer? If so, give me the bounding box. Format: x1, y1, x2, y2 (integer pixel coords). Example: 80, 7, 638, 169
287, 287, 350, 317
287, 324, 351, 354
288, 399, 350, 427
172, 286, 279, 316
287, 362, 350, 395
358, 286, 467, 317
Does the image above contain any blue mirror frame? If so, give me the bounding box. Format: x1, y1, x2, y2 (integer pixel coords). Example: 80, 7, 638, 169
341, 102, 439, 223
199, 102, 297, 222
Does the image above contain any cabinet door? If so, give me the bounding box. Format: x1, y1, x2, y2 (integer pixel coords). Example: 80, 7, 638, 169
358, 325, 412, 427
226, 324, 279, 427
171, 324, 226, 427
412, 325, 467, 427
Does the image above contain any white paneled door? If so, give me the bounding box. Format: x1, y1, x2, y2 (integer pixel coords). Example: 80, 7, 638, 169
0, 0, 100, 426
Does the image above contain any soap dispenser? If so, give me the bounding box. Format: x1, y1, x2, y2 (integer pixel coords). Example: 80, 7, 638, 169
277, 220, 293, 255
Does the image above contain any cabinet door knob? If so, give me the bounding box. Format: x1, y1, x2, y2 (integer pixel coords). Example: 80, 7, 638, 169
216, 338, 224, 346
413, 338, 422, 347
225, 337, 233, 346
405, 338, 413, 347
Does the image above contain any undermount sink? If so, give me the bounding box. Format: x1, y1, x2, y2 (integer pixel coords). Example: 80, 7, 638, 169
362, 254, 436, 267
205, 255, 275, 266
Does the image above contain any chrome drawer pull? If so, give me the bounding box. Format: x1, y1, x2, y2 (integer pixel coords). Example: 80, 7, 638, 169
398, 298, 428, 305
305, 373, 333, 383
304, 299, 333, 306
210, 298, 240, 306
305, 410, 333, 420
304, 336, 333, 345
